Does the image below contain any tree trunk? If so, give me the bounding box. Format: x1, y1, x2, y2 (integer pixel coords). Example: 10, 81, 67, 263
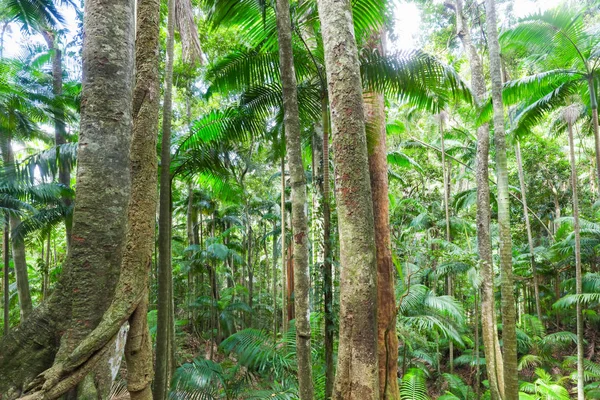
485, 0, 518, 397
155, 0, 176, 395
0, 135, 33, 321
281, 155, 287, 333
41, 30, 72, 250
273, 6, 313, 384
272, 220, 278, 342
566, 108, 585, 400
187, 184, 196, 329
587, 78, 600, 195
364, 63, 399, 398
440, 111, 454, 375
515, 141, 542, 322
455, 0, 504, 397
322, 96, 335, 400
317, 0, 379, 397
3, 217, 8, 335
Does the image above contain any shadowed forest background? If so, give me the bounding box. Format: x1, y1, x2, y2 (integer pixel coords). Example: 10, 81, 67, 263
1, 0, 600, 399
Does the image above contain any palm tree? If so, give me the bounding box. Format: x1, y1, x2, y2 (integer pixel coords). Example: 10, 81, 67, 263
563, 104, 585, 400
500, 5, 600, 194
485, 0, 519, 397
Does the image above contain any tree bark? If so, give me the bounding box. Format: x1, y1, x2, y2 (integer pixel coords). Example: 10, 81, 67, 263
455, 0, 504, 397
317, 0, 379, 397
274, 2, 314, 391
155, 0, 176, 395
364, 70, 399, 399
485, 0, 518, 397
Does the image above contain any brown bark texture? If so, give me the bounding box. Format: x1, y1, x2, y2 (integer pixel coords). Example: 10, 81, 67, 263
274, 0, 314, 396
455, 0, 504, 397
316, 0, 380, 398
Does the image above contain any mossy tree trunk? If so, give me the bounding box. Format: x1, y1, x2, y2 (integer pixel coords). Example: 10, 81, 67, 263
455, 0, 504, 397
274, 0, 314, 396
485, 0, 518, 397
317, 0, 379, 397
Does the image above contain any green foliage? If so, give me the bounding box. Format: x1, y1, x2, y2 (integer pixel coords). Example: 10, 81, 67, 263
400, 368, 430, 400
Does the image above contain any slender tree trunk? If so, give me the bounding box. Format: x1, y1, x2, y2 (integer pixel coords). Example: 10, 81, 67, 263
515, 141, 542, 322
273, 5, 314, 386
155, 0, 176, 395
439, 111, 454, 375
365, 66, 399, 398
587, 78, 600, 194
455, 0, 504, 397
3, 217, 8, 335
281, 155, 287, 333
272, 220, 278, 342
187, 184, 196, 329
0, 135, 33, 321
322, 95, 335, 400
41, 30, 72, 250
317, 0, 379, 397
485, 0, 518, 397
565, 107, 585, 400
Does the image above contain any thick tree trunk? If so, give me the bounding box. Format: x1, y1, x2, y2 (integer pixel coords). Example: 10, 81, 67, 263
317, 0, 379, 397
485, 0, 518, 397
0, 135, 33, 321
565, 108, 585, 400
455, 0, 504, 397
515, 141, 542, 322
274, 5, 314, 390
365, 87, 399, 398
155, 0, 176, 396
41, 30, 72, 250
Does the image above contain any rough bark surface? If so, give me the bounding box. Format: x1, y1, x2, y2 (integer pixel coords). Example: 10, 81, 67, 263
274, 0, 314, 396
317, 0, 379, 398
155, 0, 176, 395
485, 0, 518, 398
455, 0, 504, 397
364, 88, 399, 400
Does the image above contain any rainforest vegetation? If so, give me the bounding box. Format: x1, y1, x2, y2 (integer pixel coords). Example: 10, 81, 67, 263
2, 0, 600, 398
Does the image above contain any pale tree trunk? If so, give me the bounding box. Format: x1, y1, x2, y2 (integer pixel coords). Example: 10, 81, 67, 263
455, 0, 504, 397
317, 0, 379, 397
0, 135, 33, 321
565, 106, 585, 400
321, 96, 335, 400
515, 141, 542, 322
485, 0, 518, 397
274, 0, 314, 396
155, 0, 176, 395
364, 55, 399, 397
41, 30, 72, 250
187, 183, 196, 329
